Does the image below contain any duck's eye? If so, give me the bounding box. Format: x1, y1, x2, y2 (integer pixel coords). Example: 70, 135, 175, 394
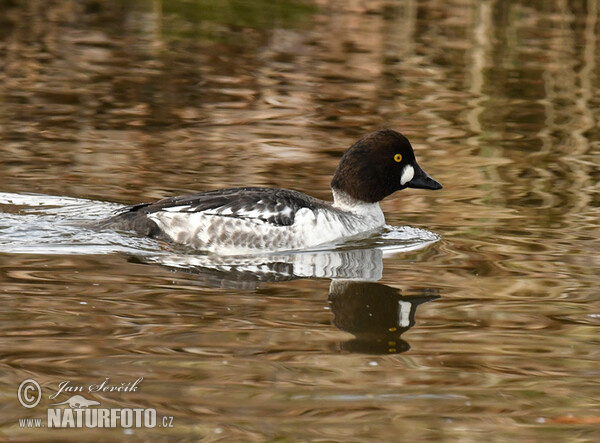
394, 153, 402, 163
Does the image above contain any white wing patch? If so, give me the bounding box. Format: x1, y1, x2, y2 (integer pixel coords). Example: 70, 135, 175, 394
159, 204, 294, 222
200, 204, 296, 223
162, 205, 192, 213
215, 207, 233, 216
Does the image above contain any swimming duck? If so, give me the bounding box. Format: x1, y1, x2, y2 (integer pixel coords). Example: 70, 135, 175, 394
102, 129, 442, 254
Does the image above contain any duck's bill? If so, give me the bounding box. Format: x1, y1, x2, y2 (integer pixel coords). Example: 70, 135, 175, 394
407, 166, 443, 190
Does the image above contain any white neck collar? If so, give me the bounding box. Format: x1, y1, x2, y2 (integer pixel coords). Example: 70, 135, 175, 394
331, 189, 383, 216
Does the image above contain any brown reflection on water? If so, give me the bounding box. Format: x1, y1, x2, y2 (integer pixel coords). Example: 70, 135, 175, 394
1, 0, 600, 440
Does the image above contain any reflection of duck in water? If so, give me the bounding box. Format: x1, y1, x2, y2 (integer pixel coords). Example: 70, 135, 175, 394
140, 233, 438, 288
329, 281, 438, 355
142, 247, 387, 288
140, 245, 439, 354
102, 130, 441, 254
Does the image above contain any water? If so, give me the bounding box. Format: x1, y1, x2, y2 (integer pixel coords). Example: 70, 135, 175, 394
1, 0, 600, 440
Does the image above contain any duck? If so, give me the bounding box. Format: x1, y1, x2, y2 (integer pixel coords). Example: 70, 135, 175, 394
101, 129, 442, 255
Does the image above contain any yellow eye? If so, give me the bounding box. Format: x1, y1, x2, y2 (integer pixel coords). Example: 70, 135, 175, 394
394, 153, 402, 163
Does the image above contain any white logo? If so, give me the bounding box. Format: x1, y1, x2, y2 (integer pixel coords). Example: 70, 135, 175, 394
18, 379, 42, 408
51, 395, 100, 408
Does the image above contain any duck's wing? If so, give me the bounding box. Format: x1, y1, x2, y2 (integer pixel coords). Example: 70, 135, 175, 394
114, 187, 328, 228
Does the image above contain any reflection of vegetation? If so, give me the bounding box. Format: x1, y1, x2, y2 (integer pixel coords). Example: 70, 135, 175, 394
161, 0, 316, 40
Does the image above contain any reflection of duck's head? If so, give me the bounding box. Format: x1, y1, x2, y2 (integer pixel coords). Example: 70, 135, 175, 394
328, 280, 439, 354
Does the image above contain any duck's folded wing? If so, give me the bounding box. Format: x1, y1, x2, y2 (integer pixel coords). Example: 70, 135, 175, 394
102, 187, 326, 235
